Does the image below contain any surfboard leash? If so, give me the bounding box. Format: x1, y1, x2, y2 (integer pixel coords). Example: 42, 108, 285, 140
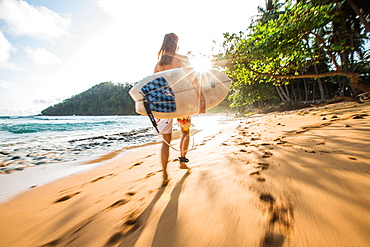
160, 131, 196, 153
141, 93, 160, 134
141, 92, 197, 153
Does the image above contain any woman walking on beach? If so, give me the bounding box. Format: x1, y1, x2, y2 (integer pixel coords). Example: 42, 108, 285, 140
154, 33, 205, 186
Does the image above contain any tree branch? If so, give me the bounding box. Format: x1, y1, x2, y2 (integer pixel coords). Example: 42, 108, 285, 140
310, 32, 341, 71
246, 64, 370, 94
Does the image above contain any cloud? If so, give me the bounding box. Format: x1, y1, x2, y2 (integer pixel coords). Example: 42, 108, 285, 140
97, 0, 125, 19
33, 98, 56, 104
25, 47, 61, 66
0, 105, 42, 116
97, 0, 161, 26
32, 96, 65, 105
0, 0, 71, 40
0, 79, 12, 89
0, 31, 19, 70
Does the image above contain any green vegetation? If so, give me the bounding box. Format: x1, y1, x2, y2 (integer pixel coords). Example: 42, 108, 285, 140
42, 82, 136, 116
216, 0, 370, 109
43, 1, 370, 115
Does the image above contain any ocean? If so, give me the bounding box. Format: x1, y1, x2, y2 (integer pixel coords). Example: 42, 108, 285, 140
0, 115, 160, 172
0, 114, 232, 202
0, 114, 229, 173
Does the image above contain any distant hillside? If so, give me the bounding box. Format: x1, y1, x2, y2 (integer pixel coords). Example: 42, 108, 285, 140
41, 82, 137, 116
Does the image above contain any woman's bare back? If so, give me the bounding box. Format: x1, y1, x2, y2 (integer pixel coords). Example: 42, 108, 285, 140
154, 54, 190, 73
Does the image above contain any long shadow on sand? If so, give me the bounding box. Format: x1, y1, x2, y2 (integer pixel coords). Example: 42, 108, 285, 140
151, 171, 190, 247
108, 186, 165, 246
115, 171, 190, 247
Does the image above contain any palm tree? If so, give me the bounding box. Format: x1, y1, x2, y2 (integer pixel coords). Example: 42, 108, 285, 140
257, 0, 284, 24
347, 0, 370, 33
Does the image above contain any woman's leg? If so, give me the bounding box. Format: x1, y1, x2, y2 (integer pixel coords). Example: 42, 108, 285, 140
179, 126, 190, 169
161, 133, 172, 183
180, 128, 190, 158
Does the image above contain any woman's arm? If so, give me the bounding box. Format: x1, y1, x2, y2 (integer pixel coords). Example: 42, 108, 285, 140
179, 56, 206, 113
192, 77, 206, 113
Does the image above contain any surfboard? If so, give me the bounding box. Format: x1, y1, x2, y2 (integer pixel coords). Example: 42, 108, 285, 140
129, 67, 232, 119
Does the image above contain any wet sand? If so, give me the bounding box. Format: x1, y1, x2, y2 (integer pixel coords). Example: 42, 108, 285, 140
0, 102, 369, 247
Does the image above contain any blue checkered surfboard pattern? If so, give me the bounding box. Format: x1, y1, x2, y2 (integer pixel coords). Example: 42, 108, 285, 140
141, 77, 176, 113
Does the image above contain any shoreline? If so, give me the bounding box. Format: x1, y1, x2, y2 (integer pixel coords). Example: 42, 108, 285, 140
0, 141, 161, 204
0, 114, 229, 204
0, 125, 159, 174
0, 102, 369, 246
0, 114, 229, 175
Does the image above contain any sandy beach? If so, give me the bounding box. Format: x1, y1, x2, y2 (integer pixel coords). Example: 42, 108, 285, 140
0, 102, 369, 247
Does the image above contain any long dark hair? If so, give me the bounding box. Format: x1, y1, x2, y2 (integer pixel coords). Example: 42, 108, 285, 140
158, 33, 179, 66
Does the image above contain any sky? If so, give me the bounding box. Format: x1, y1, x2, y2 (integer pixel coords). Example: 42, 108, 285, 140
0, 0, 265, 116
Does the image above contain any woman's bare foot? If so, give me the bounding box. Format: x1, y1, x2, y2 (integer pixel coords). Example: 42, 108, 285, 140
162, 172, 170, 186
162, 178, 170, 187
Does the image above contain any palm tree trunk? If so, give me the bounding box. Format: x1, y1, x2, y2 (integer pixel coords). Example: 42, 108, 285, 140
314, 64, 326, 100
347, 0, 370, 33
304, 78, 308, 102
276, 85, 291, 103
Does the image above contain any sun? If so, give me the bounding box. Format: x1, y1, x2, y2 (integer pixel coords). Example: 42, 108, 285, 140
190, 55, 213, 73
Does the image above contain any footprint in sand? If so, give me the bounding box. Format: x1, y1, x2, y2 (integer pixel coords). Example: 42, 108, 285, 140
273, 138, 287, 145
108, 199, 129, 208
262, 151, 273, 158
54, 192, 80, 203
250, 171, 260, 176
145, 170, 161, 178
262, 232, 285, 247
254, 162, 270, 170
259, 193, 275, 203
90, 173, 114, 183
106, 212, 140, 245
129, 154, 156, 169
249, 163, 270, 182
258, 192, 294, 247
261, 143, 272, 146
353, 114, 367, 119
262, 204, 294, 247
238, 141, 251, 145
106, 192, 136, 210
239, 131, 248, 136
130, 161, 143, 169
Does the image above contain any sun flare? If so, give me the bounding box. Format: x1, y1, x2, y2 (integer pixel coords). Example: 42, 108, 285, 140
190, 55, 213, 73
